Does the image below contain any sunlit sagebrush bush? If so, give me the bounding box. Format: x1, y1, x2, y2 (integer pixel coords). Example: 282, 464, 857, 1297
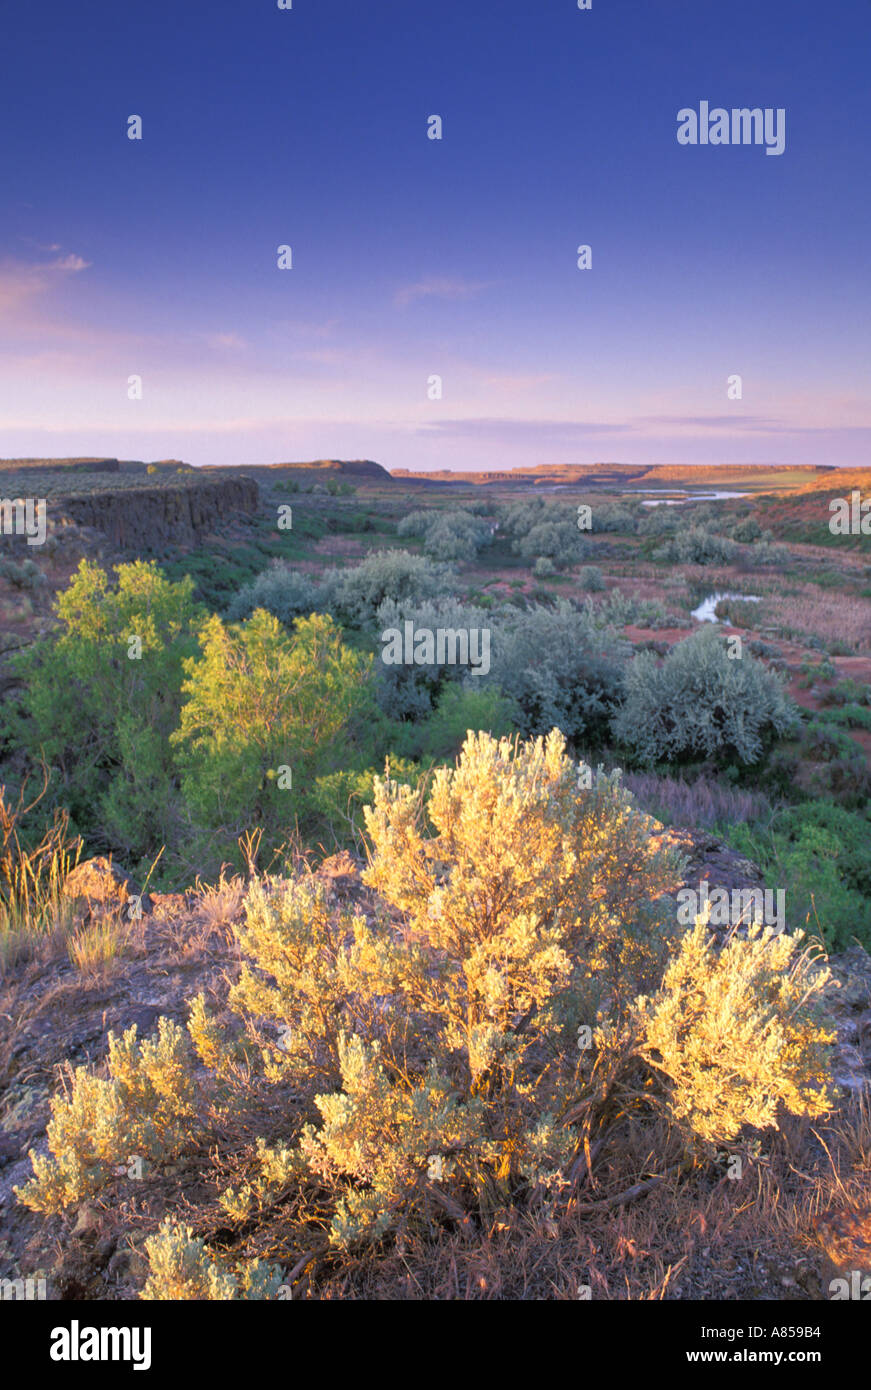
14, 729, 837, 1281
16, 1017, 198, 1213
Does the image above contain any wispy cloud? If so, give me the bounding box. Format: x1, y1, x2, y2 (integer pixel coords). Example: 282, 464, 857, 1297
47, 253, 91, 272
0, 250, 91, 316
633, 414, 777, 430
203, 331, 248, 350
411, 414, 871, 448
394, 276, 492, 308
415, 417, 629, 443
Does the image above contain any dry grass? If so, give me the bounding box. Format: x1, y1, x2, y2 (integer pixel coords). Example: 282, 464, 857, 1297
194, 873, 246, 933
0, 771, 82, 973
761, 588, 871, 653
622, 772, 772, 830
66, 912, 131, 979
274, 1095, 871, 1301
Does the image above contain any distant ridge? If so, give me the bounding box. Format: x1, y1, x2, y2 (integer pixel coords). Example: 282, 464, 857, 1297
0, 457, 121, 472
231, 459, 390, 479
390, 463, 836, 486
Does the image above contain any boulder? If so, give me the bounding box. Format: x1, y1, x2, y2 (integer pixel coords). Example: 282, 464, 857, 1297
812, 1205, 871, 1284
63, 857, 151, 919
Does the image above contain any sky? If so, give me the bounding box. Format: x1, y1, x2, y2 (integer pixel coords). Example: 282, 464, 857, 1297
0, 0, 868, 472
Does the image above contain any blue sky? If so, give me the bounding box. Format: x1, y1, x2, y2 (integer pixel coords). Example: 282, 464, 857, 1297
1, 0, 868, 471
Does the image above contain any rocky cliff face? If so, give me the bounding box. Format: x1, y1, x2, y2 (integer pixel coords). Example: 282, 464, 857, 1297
52, 475, 259, 550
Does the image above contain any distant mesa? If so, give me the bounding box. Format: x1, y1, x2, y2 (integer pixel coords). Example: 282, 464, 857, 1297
197, 458, 391, 480
269, 459, 390, 479
0, 456, 121, 472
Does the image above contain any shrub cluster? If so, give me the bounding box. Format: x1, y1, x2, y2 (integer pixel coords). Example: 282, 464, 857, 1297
587, 500, 641, 533
320, 549, 457, 627
5, 560, 204, 865
372, 595, 627, 747
485, 601, 628, 744
654, 526, 738, 566
397, 508, 493, 563
372, 595, 495, 721
5, 562, 376, 879
514, 519, 587, 570
171, 610, 373, 854
497, 499, 588, 570
726, 802, 871, 951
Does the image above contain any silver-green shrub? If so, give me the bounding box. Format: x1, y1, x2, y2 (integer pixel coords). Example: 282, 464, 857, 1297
485, 601, 628, 744
655, 526, 738, 566
612, 625, 798, 765
399, 509, 493, 563
321, 549, 457, 627
514, 519, 588, 570
373, 596, 495, 719
226, 562, 323, 625
578, 565, 606, 591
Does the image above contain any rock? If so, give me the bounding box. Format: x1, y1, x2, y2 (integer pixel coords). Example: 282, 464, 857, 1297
95, 1237, 116, 1267
72, 1203, 101, 1237
107, 1247, 133, 1281
811, 1206, 871, 1280
63, 857, 151, 918
0, 1133, 21, 1168
123, 1005, 164, 1037
149, 891, 196, 919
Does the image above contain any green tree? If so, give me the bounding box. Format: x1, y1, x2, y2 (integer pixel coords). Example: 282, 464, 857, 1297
7, 560, 203, 867
170, 610, 373, 864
